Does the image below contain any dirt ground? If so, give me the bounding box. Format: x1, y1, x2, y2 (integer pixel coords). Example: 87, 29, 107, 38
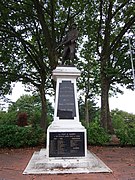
0, 146, 135, 180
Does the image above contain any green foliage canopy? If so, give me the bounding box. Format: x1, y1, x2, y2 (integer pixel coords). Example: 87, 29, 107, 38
0, 0, 134, 132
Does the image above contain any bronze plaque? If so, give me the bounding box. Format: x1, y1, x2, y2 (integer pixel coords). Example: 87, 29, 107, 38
49, 132, 85, 157
57, 81, 76, 119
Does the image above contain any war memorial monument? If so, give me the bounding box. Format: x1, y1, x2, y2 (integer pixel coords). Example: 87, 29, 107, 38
23, 24, 111, 174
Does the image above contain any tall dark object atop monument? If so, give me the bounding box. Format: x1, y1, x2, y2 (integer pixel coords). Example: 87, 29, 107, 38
56, 23, 79, 65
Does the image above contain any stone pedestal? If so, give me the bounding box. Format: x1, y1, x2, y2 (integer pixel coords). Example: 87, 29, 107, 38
46, 66, 87, 159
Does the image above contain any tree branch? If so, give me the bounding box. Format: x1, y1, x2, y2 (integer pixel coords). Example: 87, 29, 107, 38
0, 71, 40, 88
111, 1, 129, 19
33, 0, 52, 49
1, 19, 47, 74
50, 0, 55, 41
111, 15, 135, 52
60, 5, 71, 43
96, 0, 103, 56
101, 1, 113, 57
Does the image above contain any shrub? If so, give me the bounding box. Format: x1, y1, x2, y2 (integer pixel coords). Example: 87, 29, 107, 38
111, 109, 135, 129
112, 114, 126, 130
30, 110, 41, 127
0, 111, 17, 125
116, 125, 135, 146
0, 125, 44, 148
17, 112, 28, 127
87, 121, 110, 145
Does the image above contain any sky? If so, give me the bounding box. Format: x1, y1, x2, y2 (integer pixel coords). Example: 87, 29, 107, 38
109, 89, 135, 114
5, 82, 135, 114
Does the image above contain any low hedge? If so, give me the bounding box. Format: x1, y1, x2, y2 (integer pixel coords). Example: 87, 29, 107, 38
116, 125, 135, 146
87, 121, 110, 145
0, 125, 44, 148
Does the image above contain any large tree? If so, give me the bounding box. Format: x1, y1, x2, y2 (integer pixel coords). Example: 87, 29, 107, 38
0, 0, 134, 134
83, 0, 135, 133
0, 0, 87, 131
99, 1, 134, 133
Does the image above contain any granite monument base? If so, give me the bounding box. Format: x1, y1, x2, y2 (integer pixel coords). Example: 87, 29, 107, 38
23, 148, 112, 174
46, 119, 87, 158
23, 123, 112, 174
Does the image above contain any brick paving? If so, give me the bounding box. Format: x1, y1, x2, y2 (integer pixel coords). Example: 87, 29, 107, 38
0, 146, 135, 180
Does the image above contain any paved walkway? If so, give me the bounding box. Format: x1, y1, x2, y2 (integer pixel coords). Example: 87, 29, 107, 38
0, 146, 135, 180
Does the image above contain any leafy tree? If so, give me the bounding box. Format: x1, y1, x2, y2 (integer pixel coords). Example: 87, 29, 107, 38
0, 0, 87, 131
111, 109, 135, 146
111, 108, 135, 128
8, 94, 53, 126
78, 96, 99, 127
0, 0, 134, 134
81, 0, 135, 133
77, 50, 100, 124
8, 94, 41, 113
99, 1, 134, 133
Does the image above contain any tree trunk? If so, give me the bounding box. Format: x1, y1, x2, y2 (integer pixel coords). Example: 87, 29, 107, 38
85, 96, 89, 127
100, 2, 114, 134
100, 67, 114, 134
39, 83, 47, 133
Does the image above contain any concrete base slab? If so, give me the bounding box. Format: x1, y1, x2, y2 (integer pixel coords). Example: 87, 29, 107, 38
23, 149, 112, 174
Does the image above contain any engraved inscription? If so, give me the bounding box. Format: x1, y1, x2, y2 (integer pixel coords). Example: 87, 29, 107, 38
49, 132, 85, 157
57, 81, 76, 119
